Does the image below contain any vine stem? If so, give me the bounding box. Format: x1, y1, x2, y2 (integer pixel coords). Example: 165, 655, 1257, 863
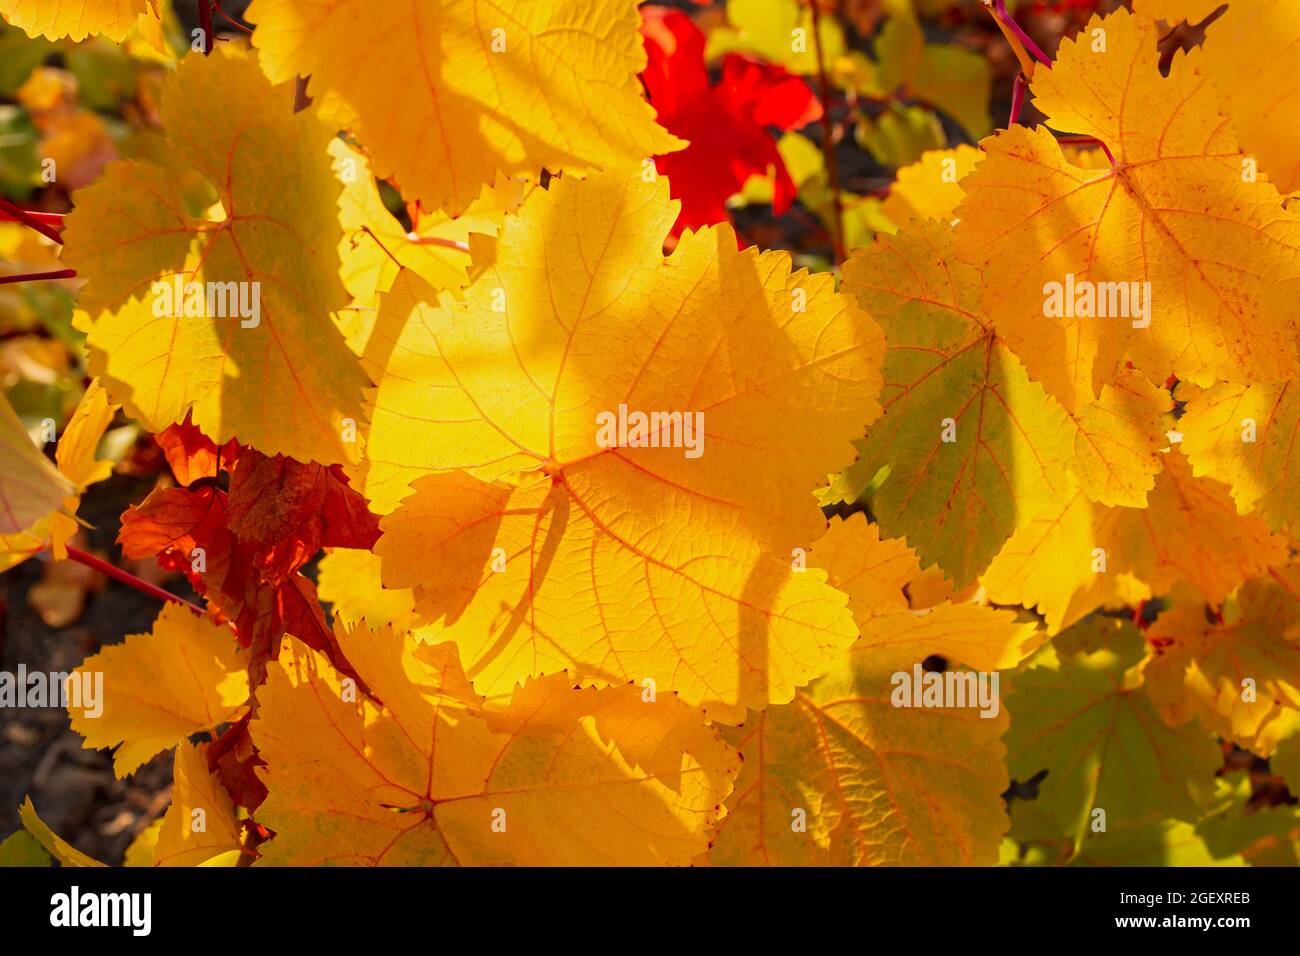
0, 207, 63, 230
197, 0, 214, 55
1008, 74, 1027, 127
64, 545, 206, 616
212, 0, 253, 35
992, 2, 1118, 168
0, 196, 64, 244
0, 268, 76, 285
808, 0, 845, 265
410, 235, 470, 251
1056, 134, 1117, 166
992, 0, 1050, 68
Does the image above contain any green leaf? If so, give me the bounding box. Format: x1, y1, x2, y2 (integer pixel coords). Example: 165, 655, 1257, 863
835, 221, 1075, 585
1005, 618, 1222, 848
855, 104, 946, 168
0, 829, 52, 867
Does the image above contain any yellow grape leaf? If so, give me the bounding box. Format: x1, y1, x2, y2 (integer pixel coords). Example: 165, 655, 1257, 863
984, 452, 1285, 629
1068, 367, 1171, 507
881, 144, 983, 227
740, 131, 824, 207
124, 820, 161, 867
710, 694, 1009, 865
1005, 619, 1221, 844
68, 604, 249, 777
709, 630, 1010, 865
19, 796, 105, 866
48, 377, 118, 558
804, 513, 919, 622
248, 0, 680, 216
955, 8, 1300, 412
317, 546, 421, 634
0, 380, 117, 569
1191, 0, 1300, 194
810, 514, 1041, 670
875, 11, 991, 139
153, 741, 243, 867
331, 139, 527, 353
858, 603, 1042, 672
1097, 451, 1287, 603
835, 220, 1075, 586
1179, 381, 1299, 531
703, 513, 1037, 865
707, 0, 845, 75
0, 389, 72, 535
54, 378, 116, 489
982, 488, 1146, 635
63, 47, 368, 466
1145, 575, 1300, 754
252, 626, 739, 865
0, 0, 156, 41
365, 172, 883, 720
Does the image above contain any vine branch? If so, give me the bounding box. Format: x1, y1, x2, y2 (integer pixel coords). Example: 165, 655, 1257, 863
808, 0, 845, 265
64, 545, 206, 616
0, 196, 64, 244
0, 268, 76, 285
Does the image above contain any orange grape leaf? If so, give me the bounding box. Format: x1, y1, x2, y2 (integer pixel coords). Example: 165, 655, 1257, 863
955, 8, 1300, 412
251, 625, 739, 865
1067, 368, 1172, 507
154, 412, 239, 488
1179, 381, 1300, 532
833, 220, 1075, 586
68, 604, 249, 778
0, 0, 156, 41
153, 741, 244, 867
63, 47, 368, 466
247, 0, 682, 216
364, 172, 883, 720
1145, 574, 1300, 754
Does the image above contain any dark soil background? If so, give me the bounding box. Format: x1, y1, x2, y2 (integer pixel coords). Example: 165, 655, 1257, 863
0, 474, 202, 864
